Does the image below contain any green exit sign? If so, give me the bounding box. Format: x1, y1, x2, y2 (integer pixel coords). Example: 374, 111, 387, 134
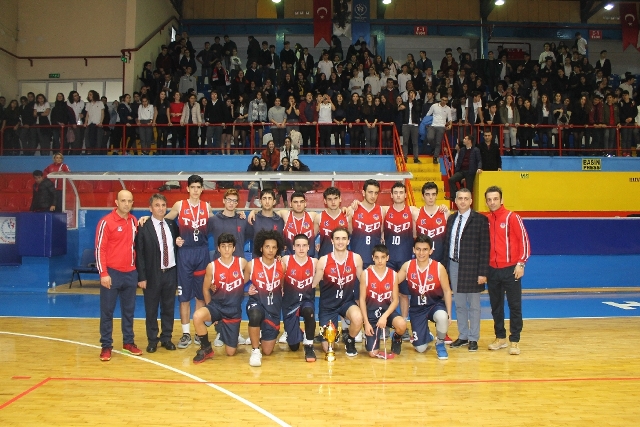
49, 73, 60, 78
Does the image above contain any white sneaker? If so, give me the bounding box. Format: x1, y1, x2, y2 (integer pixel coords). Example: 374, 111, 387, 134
249, 348, 262, 367
253, 199, 262, 208
354, 330, 363, 343
213, 333, 224, 347
278, 331, 288, 344
238, 333, 248, 345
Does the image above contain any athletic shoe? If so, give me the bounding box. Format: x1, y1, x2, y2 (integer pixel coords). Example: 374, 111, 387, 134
177, 333, 192, 349
354, 330, 363, 343
100, 347, 112, 361
304, 345, 317, 362
239, 334, 249, 345
249, 348, 262, 366
213, 333, 224, 347
313, 333, 323, 344
468, 341, 479, 352
433, 157, 439, 164
428, 331, 435, 343
401, 329, 411, 342
193, 346, 214, 364
450, 338, 469, 348
278, 331, 289, 344
488, 338, 508, 351
414, 158, 421, 164
122, 343, 143, 356
194, 335, 201, 346
444, 334, 453, 345
391, 333, 402, 355
253, 199, 262, 208
345, 336, 358, 357
435, 342, 448, 360
509, 342, 520, 355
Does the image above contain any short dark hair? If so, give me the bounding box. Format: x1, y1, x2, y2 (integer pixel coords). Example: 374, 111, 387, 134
293, 234, 309, 245
484, 185, 503, 199
187, 174, 204, 187
290, 191, 306, 202
217, 233, 236, 247
149, 193, 167, 205
363, 179, 380, 192
331, 226, 350, 239
253, 229, 285, 256
323, 186, 341, 199
260, 188, 276, 199
421, 181, 439, 195
391, 181, 406, 192
414, 234, 433, 248
372, 244, 389, 256
33, 170, 43, 177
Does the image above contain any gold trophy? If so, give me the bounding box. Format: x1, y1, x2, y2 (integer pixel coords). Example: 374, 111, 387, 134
320, 320, 341, 362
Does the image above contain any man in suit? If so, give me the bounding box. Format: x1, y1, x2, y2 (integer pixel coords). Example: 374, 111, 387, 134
443, 188, 489, 352
448, 135, 482, 200
136, 193, 182, 353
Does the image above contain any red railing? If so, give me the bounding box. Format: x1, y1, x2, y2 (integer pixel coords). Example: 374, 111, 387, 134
0, 122, 400, 156
444, 123, 636, 157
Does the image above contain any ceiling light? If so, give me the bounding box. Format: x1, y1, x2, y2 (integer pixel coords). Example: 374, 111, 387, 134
495, 0, 505, 5
272, 0, 281, 3
604, 3, 614, 11
383, 0, 392, 4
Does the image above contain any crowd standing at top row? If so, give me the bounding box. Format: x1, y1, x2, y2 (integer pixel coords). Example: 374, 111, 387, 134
1, 31, 639, 157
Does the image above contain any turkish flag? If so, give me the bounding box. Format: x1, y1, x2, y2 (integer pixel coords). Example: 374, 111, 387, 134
620, 3, 639, 51
314, 0, 332, 46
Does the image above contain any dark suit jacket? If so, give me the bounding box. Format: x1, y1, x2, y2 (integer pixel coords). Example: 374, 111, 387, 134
136, 218, 180, 285
443, 210, 490, 293
454, 145, 482, 174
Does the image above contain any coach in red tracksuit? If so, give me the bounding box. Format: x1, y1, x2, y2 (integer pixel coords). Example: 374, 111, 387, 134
95, 190, 143, 362
484, 186, 530, 356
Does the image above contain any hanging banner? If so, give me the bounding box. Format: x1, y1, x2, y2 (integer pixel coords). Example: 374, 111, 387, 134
314, 0, 332, 46
333, 0, 352, 39
620, 3, 639, 51
352, 0, 370, 46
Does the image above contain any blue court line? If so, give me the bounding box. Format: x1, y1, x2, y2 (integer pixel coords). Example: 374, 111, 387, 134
1, 292, 639, 320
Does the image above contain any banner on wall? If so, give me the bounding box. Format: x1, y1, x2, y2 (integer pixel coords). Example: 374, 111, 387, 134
333, 0, 352, 39
620, 3, 639, 51
0, 217, 16, 244
314, 0, 333, 46
352, 0, 370, 46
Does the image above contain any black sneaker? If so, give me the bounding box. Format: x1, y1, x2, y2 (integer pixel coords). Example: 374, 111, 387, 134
450, 338, 469, 348
468, 341, 479, 352
313, 333, 323, 344
192, 346, 214, 364
433, 157, 439, 164
304, 345, 317, 362
345, 336, 357, 357
391, 333, 402, 355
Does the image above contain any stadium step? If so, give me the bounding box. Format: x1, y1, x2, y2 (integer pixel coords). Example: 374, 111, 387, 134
405, 157, 446, 209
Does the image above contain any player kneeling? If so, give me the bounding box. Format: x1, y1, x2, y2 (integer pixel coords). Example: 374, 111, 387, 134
192, 233, 248, 364
281, 234, 318, 362
397, 236, 453, 360
246, 230, 285, 367
359, 245, 407, 357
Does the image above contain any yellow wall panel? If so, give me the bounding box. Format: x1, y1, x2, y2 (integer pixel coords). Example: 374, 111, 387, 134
256, 0, 277, 18
474, 172, 640, 213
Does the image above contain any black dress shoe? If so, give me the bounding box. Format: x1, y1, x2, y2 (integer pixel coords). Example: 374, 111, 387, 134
450, 338, 469, 348
146, 343, 158, 353
161, 341, 177, 351
468, 341, 479, 352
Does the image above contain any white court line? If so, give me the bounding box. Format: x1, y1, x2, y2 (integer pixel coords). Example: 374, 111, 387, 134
0, 331, 291, 427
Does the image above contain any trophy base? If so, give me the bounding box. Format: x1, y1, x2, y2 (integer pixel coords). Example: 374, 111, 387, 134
325, 351, 336, 362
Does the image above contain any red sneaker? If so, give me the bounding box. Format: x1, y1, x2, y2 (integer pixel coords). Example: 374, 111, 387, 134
100, 347, 112, 361
122, 343, 143, 356
444, 334, 453, 345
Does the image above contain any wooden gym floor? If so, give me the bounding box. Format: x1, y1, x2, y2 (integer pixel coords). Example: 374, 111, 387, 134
1, 316, 639, 426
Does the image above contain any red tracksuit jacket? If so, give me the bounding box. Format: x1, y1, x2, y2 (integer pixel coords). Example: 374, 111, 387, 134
487, 205, 530, 268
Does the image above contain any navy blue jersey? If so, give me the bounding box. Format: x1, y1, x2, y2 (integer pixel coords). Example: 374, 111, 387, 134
249, 257, 283, 319
208, 211, 248, 259
319, 251, 358, 312
406, 259, 444, 310
209, 256, 245, 318
177, 200, 209, 247
364, 267, 395, 318
384, 205, 414, 265
282, 256, 316, 312
350, 204, 383, 264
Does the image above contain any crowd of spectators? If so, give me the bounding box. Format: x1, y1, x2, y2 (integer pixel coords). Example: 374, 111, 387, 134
1, 31, 639, 157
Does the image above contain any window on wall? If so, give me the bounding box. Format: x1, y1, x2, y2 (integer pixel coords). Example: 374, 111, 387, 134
20, 80, 123, 102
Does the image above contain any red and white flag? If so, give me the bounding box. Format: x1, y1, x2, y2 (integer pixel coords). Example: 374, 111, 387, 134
314, 0, 332, 46
620, 3, 639, 51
